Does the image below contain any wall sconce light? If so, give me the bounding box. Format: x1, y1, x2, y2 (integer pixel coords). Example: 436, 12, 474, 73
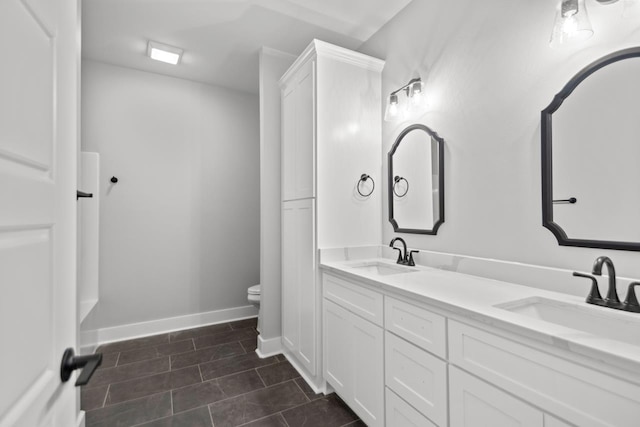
550, 0, 639, 48
384, 77, 428, 122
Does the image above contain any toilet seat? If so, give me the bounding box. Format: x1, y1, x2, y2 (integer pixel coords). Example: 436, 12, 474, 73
248, 285, 261, 295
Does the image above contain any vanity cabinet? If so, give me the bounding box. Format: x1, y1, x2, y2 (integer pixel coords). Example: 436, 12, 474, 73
321, 268, 640, 427
280, 40, 384, 388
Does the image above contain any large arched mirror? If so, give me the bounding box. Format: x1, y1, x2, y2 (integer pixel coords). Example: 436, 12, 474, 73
542, 47, 640, 251
388, 124, 444, 234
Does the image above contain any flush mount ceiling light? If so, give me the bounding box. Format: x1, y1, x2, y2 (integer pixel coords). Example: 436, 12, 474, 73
384, 77, 428, 122
550, 0, 639, 47
147, 41, 183, 65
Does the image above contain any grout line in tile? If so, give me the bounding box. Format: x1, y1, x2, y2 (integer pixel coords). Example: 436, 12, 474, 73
292, 378, 312, 403
114, 352, 121, 367
236, 412, 287, 427
170, 388, 174, 415
88, 390, 171, 417
198, 364, 204, 382
255, 367, 267, 388
208, 404, 215, 427
101, 384, 110, 408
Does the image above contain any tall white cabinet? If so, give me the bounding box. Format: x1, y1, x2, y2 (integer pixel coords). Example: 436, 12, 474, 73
279, 40, 384, 389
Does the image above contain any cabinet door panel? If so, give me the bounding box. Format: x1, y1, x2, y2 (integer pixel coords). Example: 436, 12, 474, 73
449, 366, 542, 427
323, 274, 383, 326
281, 203, 299, 352
385, 332, 447, 426
297, 199, 316, 374
281, 86, 296, 201
323, 299, 351, 396
386, 388, 437, 427
385, 296, 447, 358
351, 312, 384, 427
295, 60, 314, 199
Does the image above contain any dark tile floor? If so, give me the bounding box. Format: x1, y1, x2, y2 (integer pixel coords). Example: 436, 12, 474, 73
83, 318, 364, 427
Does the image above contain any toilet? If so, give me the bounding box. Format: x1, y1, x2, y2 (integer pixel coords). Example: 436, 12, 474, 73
248, 285, 261, 333
247, 284, 261, 308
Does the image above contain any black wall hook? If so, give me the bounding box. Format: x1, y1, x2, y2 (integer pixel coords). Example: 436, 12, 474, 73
357, 174, 375, 197
110, 176, 118, 184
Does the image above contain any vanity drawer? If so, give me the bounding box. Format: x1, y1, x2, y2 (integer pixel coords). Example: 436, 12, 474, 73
323, 273, 383, 326
385, 331, 447, 426
386, 388, 437, 427
385, 296, 446, 358
449, 320, 640, 427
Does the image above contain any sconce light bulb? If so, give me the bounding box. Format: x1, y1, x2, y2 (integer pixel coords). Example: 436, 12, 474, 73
550, 0, 593, 47
561, 0, 579, 17
384, 94, 401, 122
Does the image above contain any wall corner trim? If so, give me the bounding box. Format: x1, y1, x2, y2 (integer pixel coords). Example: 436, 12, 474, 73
80, 305, 258, 348
256, 335, 283, 358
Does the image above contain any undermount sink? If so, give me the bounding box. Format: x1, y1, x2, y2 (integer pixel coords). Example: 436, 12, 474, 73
347, 261, 418, 276
496, 297, 640, 347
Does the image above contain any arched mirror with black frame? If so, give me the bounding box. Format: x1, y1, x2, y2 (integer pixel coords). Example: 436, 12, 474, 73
542, 47, 640, 251
388, 124, 445, 235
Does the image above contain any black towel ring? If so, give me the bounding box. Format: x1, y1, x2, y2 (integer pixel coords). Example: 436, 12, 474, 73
357, 174, 375, 197
393, 176, 409, 198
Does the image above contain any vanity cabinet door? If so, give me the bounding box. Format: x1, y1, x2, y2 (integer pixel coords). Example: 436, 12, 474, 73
449, 366, 543, 427
323, 280, 384, 427
324, 299, 351, 396
351, 312, 384, 427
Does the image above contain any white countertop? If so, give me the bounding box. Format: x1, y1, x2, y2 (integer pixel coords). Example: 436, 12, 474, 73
320, 257, 640, 379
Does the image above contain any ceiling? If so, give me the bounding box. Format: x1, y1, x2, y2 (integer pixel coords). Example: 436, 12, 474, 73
82, 0, 413, 94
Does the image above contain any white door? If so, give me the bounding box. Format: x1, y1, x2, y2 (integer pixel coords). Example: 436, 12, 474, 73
0, 0, 79, 426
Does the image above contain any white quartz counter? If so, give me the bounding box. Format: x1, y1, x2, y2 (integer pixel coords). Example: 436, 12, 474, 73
320, 257, 640, 379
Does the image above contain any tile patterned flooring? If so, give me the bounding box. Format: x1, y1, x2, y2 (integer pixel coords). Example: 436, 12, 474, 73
82, 318, 364, 427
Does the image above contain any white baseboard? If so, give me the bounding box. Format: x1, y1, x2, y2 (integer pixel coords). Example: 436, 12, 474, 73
282, 349, 329, 395
255, 335, 282, 358
81, 305, 258, 348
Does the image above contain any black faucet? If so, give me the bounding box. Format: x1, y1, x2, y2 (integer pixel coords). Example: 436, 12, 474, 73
390, 237, 407, 265
389, 238, 418, 266
573, 256, 640, 313
591, 256, 621, 308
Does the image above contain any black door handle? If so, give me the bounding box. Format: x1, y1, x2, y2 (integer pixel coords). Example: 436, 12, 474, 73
60, 348, 102, 386
76, 190, 94, 200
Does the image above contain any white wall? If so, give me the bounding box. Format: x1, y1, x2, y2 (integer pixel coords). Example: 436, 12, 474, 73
81, 60, 260, 332
359, 0, 640, 280
258, 48, 295, 346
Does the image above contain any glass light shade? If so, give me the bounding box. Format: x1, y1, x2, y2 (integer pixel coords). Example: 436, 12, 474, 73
550, 0, 594, 48
384, 94, 400, 122
407, 81, 428, 116
623, 0, 640, 18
